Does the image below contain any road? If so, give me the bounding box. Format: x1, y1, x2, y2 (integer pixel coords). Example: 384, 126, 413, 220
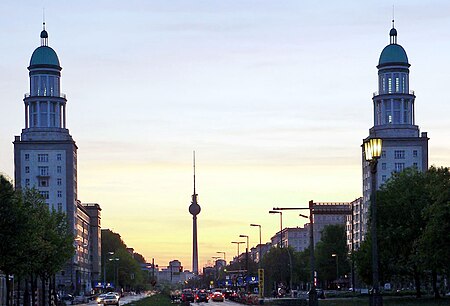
77, 293, 148, 305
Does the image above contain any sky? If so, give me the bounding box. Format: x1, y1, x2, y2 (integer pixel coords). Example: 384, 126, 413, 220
1, 0, 450, 271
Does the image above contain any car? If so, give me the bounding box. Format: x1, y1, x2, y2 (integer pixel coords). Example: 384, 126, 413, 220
181, 289, 195, 302
195, 290, 209, 303
97, 292, 120, 305
211, 290, 224, 302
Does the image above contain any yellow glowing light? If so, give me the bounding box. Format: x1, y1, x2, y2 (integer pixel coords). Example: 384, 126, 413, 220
364, 138, 382, 161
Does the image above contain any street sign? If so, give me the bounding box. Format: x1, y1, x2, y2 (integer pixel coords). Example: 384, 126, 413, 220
258, 269, 264, 299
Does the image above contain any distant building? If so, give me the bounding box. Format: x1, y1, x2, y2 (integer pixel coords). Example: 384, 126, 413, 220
156, 260, 193, 284
361, 24, 429, 242
270, 214, 346, 252
13, 24, 101, 294
346, 198, 362, 250
250, 243, 271, 262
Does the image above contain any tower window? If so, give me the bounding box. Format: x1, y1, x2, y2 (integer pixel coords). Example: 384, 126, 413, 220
57, 191, 62, 198
394, 150, 405, 159
388, 78, 392, 93
25, 153, 30, 161
38, 166, 49, 176
25, 179, 30, 187
25, 166, 30, 174
413, 150, 418, 157
57, 153, 62, 161
381, 151, 386, 158
57, 166, 62, 174
39, 191, 49, 199
381, 163, 386, 170
395, 77, 400, 92
38, 154, 48, 162
395, 163, 405, 172
57, 178, 62, 186
57, 203, 63, 211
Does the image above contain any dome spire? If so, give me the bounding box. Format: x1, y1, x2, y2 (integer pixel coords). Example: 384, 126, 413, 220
40, 22, 48, 46
389, 19, 397, 44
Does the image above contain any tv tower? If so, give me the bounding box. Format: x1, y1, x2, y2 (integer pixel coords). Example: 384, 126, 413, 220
189, 151, 201, 274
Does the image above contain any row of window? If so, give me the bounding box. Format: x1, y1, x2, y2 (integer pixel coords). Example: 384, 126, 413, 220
26, 178, 63, 187
381, 149, 418, 159
25, 153, 63, 162
38, 190, 64, 198
25, 165, 63, 175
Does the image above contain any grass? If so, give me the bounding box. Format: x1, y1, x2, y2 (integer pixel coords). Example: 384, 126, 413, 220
125, 294, 173, 306
319, 296, 450, 306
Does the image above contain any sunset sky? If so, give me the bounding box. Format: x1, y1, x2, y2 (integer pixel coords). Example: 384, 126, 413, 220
1, 0, 450, 270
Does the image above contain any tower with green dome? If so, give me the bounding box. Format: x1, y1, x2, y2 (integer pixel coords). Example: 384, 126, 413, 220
358, 22, 429, 244
13, 24, 100, 296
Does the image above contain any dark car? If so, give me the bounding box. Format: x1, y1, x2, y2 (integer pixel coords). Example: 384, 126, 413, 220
195, 290, 209, 303
181, 289, 195, 302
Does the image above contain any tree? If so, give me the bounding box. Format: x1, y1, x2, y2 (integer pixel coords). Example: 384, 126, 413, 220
355, 166, 450, 298
417, 166, 450, 298
0, 175, 24, 306
315, 224, 350, 289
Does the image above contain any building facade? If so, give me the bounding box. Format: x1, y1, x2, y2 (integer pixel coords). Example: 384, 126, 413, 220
361, 24, 429, 242
13, 24, 100, 295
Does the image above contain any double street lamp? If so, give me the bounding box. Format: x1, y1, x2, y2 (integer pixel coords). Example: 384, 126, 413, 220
216, 251, 226, 264
364, 138, 383, 306
250, 224, 262, 265
332, 254, 339, 284
231, 241, 245, 262
239, 234, 250, 290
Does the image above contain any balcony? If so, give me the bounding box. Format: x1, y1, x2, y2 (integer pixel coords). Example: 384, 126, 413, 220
24, 92, 66, 99
373, 90, 415, 97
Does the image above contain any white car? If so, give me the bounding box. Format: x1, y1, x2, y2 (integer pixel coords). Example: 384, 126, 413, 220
97, 292, 120, 306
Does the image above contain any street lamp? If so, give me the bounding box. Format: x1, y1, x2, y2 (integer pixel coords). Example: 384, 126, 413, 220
103, 251, 115, 286
109, 257, 119, 289
332, 254, 339, 284
364, 138, 383, 306
250, 224, 262, 265
216, 251, 226, 264
231, 241, 245, 263
239, 234, 249, 290
269, 211, 283, 248
299, 209, 318, 306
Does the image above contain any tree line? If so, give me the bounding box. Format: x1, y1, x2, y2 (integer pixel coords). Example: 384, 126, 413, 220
354, 166, 450, 298
0, 175, 74, 306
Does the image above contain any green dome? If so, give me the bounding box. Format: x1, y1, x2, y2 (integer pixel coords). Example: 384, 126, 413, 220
378, 44, 408, 66
29, 46, 60, 68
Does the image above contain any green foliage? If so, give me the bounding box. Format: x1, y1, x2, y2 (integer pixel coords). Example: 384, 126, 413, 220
354, 166, 450, 296
101, 229, 148, 290
0, 175, 25, 275
315, 224, 350, 287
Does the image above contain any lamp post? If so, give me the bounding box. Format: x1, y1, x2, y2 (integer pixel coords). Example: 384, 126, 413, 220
269, 211, 283, 248
250, 224, 262, 265
103, 251, 114, 286
216, 251, 226, 264
239, 234, 249, 291
231, 241, 245, 262
109, 257, 119, 289
332, 254, 339, 284
364, 138, 383, 306
299, 208, 317, 306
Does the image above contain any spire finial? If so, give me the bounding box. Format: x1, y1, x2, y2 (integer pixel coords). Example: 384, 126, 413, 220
389, 7, 397, 45
40, 9, 49, 46
193, 150, 196, 196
